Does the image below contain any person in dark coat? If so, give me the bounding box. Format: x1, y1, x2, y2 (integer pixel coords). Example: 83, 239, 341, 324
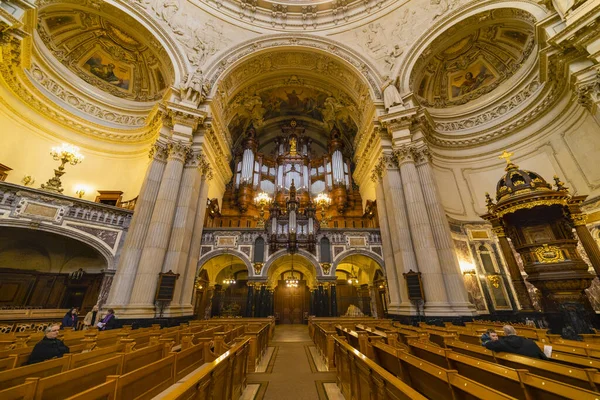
485, 325, 548, 360
27, 324, 70, 365
480, 328, 498, 346
61, 307, 78, 330
97, 308, 118, 331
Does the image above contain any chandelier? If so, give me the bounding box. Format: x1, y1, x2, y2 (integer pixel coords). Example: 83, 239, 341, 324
347, 265, 359, 286
254, 191, 272, 228
222, 252, 236, 285
314, 192, 332, 228
286, 254, 299, 288
223, 266, 236, 285
41, 143, 84, 193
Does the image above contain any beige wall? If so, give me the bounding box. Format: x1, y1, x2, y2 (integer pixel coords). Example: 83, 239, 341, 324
0, 89, 150, 202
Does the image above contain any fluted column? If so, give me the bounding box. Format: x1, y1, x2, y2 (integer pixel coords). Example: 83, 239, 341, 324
127, 141, 191, 316
161, 150, 204, 316
378, 155, 416, 314
569, 200, 600, 276
106, 141, 168, 308
413, 147, 475, 315
371, 163, 403, 313
396, 146, 452, 315
179, 162, 211, 312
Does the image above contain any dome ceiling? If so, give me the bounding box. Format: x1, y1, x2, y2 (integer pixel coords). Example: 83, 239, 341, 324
411, 8, 536, 109
37, 5, 174, 102
218, 50, 370, 157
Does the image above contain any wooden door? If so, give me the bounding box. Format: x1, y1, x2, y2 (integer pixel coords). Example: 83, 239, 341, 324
275, 280, 308, 324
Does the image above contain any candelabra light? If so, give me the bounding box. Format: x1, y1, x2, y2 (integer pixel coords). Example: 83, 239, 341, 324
286, 254, 299, 288
347, 266, 359, 286
223, 266, 236, 285
254, 191, 272, 228
314, 192, 332, 228
41, 144, 84, 193
74, 185, 87, 199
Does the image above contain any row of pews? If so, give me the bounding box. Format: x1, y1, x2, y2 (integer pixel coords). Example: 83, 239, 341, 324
309, 316, 600, 399
0, 317, 274, 400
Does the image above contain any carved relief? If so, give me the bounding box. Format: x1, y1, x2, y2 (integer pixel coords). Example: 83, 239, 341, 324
65, 223, 119, 248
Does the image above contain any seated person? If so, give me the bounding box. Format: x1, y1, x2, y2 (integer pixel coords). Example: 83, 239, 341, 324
345, 304, 364, 317
484, 325, 548, 360
97, 308, 118, 331
480, 328, 498, 346
27, 324, 70, 365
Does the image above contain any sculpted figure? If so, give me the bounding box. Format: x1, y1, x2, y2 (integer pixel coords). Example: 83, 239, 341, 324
381, 76, 403, 110
181, 69, 208, 104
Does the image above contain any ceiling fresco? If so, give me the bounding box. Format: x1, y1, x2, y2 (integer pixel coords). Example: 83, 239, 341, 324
227, 84, 358, 153
411, 8, 535, 108
37, 6, 174, 102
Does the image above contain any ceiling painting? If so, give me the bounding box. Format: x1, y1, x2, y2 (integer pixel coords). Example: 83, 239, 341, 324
37, 7, 174, 102
411, 8, 535, 108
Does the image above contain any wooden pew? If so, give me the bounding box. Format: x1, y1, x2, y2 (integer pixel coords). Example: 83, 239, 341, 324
63, 380, 116, 400
0, 357, 70, 390
173, 342, 205, 381
0, 381, 36, 400
25, 355, 122, 400
109, 355, 176, 400
121, 344, 164, 374
152, 338, 250, 400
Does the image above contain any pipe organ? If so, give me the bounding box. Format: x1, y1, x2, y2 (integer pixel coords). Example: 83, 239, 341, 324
232, 120, 353, 215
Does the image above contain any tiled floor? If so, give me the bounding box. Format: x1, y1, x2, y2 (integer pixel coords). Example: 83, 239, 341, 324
245, 324, 343, 400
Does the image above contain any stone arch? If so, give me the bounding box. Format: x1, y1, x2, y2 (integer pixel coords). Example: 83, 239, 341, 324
0, 221, 114, 270
196, 248, 253, 278
331, 249, 386, 279
262, 248, 323, 279
395, 0, 549, 94
203, 34, 383, 101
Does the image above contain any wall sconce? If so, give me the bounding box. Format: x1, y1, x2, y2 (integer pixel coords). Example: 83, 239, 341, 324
74, 185, 88, 199
459, 260, 477, 275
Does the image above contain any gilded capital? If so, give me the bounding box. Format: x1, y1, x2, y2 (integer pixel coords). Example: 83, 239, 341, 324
167, 141, 193, 163
393, 145, 415, 165
149, 141, 169, 162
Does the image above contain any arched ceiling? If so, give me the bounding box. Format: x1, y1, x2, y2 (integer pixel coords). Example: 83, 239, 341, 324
37, 3, 174, 102
214, 49, 373, 157
410, 8, 536, 109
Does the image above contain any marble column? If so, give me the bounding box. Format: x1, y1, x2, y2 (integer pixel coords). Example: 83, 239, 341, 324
414, 147, 475, 315
97, 269, 115, 308
245, 284, 255, 317
179, 168, 211, 312
106, 141, 168, 308
372, 166, 403, 312
160, 151, 203, 316
571, 212, 600, 276
330, 284, 338, 317
378, 155, 416, 314
127, 141, 191, 316
396, 146, 452, 315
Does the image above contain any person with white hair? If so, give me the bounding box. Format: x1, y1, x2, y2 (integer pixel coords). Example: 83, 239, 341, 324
484, 325, 548, 360
26, 323, 70, 365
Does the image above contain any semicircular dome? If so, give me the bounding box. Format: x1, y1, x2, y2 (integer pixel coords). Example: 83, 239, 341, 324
496, 162, 552, 202
37, 3, 174, 102
411, 8, 536, 109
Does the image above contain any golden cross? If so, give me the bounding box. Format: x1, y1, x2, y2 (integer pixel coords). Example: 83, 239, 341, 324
498, 150, 514, 165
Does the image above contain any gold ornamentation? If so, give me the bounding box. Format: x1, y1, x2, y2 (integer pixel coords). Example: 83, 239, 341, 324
571, 213, 588, 227
534, 244, 565, 263
496, 198, 567, 217
487, 275, 501, 289
499, 150, 514, 165
253, 263, 264, 275
321, 263, 331, 275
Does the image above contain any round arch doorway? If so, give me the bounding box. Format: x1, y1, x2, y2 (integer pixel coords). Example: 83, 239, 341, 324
268, 253, 317, 324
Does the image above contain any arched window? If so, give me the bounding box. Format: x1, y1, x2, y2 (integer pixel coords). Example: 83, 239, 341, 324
477, 244, 497, 274
253, 237, 265, 263
320, 237, 331, 263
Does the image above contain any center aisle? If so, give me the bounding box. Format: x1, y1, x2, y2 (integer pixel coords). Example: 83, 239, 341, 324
246, 325, 344, 400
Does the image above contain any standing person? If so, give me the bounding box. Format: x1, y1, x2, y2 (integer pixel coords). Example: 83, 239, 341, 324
61, 308, 78, 330
83, 305, 100, 330
26, 324, 69, 364
485, 325, 548, 360
97, 308, 117, 331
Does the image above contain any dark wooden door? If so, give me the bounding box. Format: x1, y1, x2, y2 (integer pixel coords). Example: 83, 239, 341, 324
275, 280, 308, 324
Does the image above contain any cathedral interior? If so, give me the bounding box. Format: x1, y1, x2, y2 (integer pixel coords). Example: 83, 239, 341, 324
1, 0, 600, 399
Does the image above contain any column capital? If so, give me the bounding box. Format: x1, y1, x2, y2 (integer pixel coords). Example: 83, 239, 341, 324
411, 145, 432, 165
393, 145, 415, 165
167, 140, 193, 163
370, 153, 397, 182
149, 140, 169, 162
